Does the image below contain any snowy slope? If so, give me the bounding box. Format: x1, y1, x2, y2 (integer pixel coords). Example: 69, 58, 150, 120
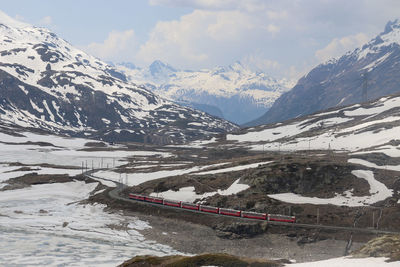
249, 19, 400, 126
0, 11, 237, 144
115, 61, 293, 124
226, 94, 400, 155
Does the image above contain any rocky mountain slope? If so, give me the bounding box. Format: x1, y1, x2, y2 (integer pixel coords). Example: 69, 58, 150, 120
0, 11, 237, 144
115, 61, 293, 125
248, 19, 400, 126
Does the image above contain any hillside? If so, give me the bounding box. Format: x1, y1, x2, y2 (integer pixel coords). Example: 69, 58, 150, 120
248, 19, 400, 126
0, 11, 237, 144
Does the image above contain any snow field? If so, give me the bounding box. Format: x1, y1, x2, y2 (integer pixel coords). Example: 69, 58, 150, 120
268, 170, 393, 207
0, 180, 180, 265
150, 178, 250, 203
193, 161, 272, 175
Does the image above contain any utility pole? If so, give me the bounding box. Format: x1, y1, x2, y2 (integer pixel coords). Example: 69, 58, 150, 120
362, 72, 368, 103
372, 211, 375, 229
317, 208, 320, 224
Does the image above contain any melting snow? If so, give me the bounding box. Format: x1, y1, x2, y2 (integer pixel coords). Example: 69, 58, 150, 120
150, 178, 250, 203
349, 158, 400, 172
193, 161, 272, 175
268, 170, 392, 207
0, 180, 179, 265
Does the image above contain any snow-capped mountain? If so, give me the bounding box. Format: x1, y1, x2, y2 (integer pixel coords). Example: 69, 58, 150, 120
248, 19, 400, 126
0, 11, 238, 144
115, 61, 293, 125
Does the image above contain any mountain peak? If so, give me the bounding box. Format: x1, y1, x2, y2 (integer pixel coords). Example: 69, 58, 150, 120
374, 18, 400, 48
149, 60, 176, 76
383, 19, 400, 35
229, 61, 245, 71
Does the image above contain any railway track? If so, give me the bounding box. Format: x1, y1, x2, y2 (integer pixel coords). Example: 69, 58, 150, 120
86, 172, 400, 235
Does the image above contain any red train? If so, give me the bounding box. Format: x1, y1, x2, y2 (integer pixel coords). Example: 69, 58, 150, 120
128, 193, 296, 223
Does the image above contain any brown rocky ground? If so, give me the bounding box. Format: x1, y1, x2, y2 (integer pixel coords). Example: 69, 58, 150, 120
124, 151, 400, 232
89, 188, 373, 263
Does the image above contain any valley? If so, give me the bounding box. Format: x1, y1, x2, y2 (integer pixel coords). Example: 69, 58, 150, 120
0, 7, 400, 267
1, 99, 400, 265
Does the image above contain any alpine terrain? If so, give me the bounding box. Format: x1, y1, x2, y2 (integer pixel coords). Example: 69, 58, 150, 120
115, 60, 293, 125
0, 11, 238, 144
248, 19, 400, 126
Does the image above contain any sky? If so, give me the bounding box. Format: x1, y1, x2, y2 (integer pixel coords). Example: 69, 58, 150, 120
1, 0, 400, 80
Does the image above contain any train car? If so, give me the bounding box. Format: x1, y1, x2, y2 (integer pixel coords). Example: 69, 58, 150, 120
199, 205, 219, 214
129, 193, 145, 201
163, 199, 182, 208
144, 196, 164, 204
181, 202, 199, 211
268, 214, 296, 223
219, 208, 241, 217
241, 211, 267, 220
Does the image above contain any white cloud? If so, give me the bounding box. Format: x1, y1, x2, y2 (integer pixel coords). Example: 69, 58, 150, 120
206, 11, 254, 41
136, 11, 210, 65
39, 16, 52, 26
315, 33, 370, 62
80, 0, 399, 80
83, 30, 136, 62
242, 54, 280, 72
136, 10, 236, 66
136, 8, 280, 69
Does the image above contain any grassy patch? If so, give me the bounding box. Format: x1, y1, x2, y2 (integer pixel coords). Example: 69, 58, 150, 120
352, 235, 400, 262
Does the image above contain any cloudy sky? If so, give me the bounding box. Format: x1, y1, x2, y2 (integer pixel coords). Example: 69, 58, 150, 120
2, 0, 400, 79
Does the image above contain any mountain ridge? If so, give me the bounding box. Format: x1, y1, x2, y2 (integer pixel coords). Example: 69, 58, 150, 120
114, 60, 294, 125
0, 11, 238, 144
247, 19, 400, 126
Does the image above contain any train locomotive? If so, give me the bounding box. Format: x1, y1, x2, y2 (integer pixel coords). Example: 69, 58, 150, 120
128, 193, 296, 223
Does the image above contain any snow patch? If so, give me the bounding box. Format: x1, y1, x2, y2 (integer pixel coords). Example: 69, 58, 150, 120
268, 170, 392, 207
151, 178, 250, 203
